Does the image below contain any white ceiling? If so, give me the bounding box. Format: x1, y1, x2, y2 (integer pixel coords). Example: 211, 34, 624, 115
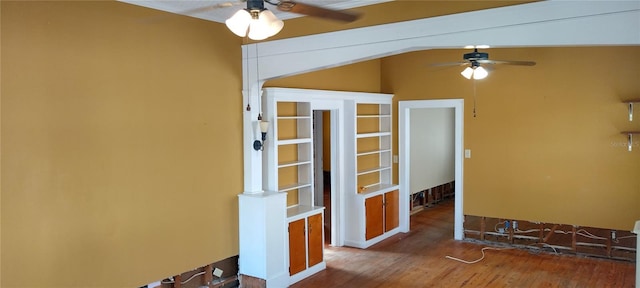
119, 0, 391, 23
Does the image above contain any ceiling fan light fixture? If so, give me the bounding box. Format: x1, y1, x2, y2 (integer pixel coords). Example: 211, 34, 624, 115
473, 66, 488, 79
247, 10, 284, 40
460, 66, 488, 80
225, 5, 283, 41
225, 9, 252, 37
461, 67, 474, 79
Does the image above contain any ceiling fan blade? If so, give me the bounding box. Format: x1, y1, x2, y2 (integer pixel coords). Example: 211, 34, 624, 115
476, 59, 536, 66
429, 61, 469, 67
178, 1, 245, 16
276, 0, 361, 22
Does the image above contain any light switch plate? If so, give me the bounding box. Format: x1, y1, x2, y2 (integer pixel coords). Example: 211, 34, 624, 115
464, 149, 471, 158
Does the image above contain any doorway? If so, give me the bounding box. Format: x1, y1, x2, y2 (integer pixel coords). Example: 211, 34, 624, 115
398, 99, 464, 240
309, 99, 343, 247
313, 110, 332, 244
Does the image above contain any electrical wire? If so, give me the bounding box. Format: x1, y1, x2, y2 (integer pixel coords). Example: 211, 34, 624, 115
181, 271, 206, 284
161, 271, 207, 285
445, 247, 510, 264
494, 220, 507, 232
616, 235, 637, 240
575, 229, 607, 240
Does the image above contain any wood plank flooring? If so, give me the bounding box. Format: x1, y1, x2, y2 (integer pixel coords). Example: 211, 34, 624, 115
292, 200, 636, 287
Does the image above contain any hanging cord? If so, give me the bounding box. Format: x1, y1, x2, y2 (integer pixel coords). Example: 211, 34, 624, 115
473, 79, 477, 118
256, 43, 263, 116
445, 247, 511, 264
244, 35, 251, 111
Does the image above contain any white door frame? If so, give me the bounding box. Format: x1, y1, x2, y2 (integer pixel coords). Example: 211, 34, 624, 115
313, 111, 324, 207
311, 101, 344, 247
399, 99, 464, 240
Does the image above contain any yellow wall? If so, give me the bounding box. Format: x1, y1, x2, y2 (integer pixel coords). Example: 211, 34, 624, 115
381, 47, 640, 230
3, 2, 637, 287
2, 2, 243, 287
265, 60, 381, 93
323, 110, 331, 171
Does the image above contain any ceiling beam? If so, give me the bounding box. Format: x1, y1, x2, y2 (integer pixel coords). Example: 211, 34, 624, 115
248, 0, 640, 80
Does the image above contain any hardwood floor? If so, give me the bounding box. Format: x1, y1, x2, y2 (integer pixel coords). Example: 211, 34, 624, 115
292, 200, 636, 287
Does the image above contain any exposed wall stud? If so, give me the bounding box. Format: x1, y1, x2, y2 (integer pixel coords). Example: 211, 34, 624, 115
480, 216, 486, 241
204, 264, 213, 286
509, 221, 514, 244
543, 224, 559, 243
173, 275, 182, 288
571, 226, 577, 252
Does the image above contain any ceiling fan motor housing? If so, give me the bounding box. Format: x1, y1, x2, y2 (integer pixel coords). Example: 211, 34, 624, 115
247, 0, 266, 12
463, 50, 489, 61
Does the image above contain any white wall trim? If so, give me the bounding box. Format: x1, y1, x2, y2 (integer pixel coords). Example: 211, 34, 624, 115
250, 0, 640, 81
399, 99, 464, 240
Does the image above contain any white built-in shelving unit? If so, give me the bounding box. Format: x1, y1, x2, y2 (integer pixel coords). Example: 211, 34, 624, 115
262, 89, 325, 286
344, 98, 400, 249
356, 102, 393, 192
259, 88, 400, 284
263, 96, 320, 213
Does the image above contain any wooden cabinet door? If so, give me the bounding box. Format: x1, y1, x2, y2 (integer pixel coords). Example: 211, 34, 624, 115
384, 190, 399, 232
365, 195, 384, 240
307, 213, 323, 267
288, 219, 306, 276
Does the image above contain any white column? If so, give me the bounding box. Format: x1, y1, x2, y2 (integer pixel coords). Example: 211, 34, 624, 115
239, 44, 288, 287
238, 193, 288, 287
242, 44, 266, 194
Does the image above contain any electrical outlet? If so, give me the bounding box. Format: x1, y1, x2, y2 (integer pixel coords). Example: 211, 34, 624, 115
213, 268, 223, 278
611, 230, 616, 241
512, 221, 518, 231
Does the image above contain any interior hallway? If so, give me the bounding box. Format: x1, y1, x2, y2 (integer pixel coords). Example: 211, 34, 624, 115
292, 199, 635, 287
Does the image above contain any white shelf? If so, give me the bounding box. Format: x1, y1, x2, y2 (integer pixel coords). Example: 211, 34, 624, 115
357, 184, 399, 198
278, 160, 312, 168
357, 166, 392, 175
357, 149, 392, 157
357, 114, 391, 118
356, 132, 391, 138
278, 116, 312, 120
279, 182, 311, 193
277, 138, 312, 145
286, 205, 325, 220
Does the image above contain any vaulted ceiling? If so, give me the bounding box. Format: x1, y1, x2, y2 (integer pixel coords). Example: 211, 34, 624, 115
119, 0, 392, 23
118, 0, 539, 39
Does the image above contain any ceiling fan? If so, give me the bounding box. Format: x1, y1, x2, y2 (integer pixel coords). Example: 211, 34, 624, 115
197, 0, 362, 40
433, 48, 536, 80
268, 0, 361, 22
